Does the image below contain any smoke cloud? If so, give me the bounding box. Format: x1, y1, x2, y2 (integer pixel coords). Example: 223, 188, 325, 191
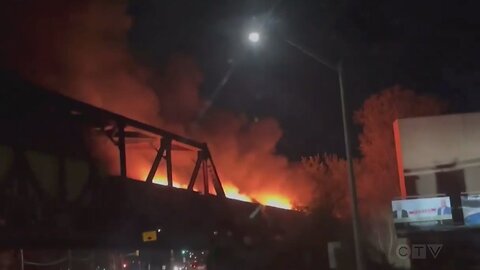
0, 0, 314, 206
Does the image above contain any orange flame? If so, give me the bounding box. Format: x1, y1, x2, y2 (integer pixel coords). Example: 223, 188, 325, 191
138, 168, 293, 209
256, 194, 293, 210
222, 184, 292, 209
223, 184, 252, 202
152, 175, 186, 189
136, 167, 187, 189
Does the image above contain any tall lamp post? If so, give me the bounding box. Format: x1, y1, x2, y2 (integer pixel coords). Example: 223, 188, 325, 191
249, 33, 363, 270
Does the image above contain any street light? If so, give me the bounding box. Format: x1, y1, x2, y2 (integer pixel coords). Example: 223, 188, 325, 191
248, 31, 260, 43
248, 33, 363, 270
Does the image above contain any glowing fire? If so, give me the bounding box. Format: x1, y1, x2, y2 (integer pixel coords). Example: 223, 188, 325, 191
223, 185, 292, 209
152, 175, 186, 189
223, 184, 252, 202
256, 194, 293, 210
138, 169, 293, 209
136, 167, 187, 189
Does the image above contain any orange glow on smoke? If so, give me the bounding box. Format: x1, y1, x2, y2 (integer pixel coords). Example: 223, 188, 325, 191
7, 0, 313, 214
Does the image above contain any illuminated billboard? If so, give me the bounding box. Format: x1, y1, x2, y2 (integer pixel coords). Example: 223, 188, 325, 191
461, 193, 480, 226
392, 196, 452, 225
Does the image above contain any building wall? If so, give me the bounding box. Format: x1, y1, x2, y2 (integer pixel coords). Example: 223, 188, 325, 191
394, 112, 480, 197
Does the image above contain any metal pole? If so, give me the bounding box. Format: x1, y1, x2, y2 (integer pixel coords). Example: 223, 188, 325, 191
67, 249, 72, 270
283, 39, 363, 269
337, 61, 363, 270
20, 249, 24, 270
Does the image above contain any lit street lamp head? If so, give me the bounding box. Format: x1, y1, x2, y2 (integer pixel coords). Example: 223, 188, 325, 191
248, 32, 260, 43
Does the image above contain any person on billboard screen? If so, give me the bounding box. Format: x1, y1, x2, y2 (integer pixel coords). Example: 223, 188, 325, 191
393, 202, 409, 219
437, 198, 452, 216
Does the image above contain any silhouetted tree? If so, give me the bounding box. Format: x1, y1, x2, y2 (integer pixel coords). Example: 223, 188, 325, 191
303, 154, 361, 218
305, 86, 447, 213
303, 86, 447, 268
355, 86, 447, 213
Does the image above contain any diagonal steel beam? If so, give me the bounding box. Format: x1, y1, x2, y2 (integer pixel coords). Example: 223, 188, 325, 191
165, 139, 173, 187
145, 138, 168, 184
117, 122, 127, 178
187, 151, 204, 191
204, 146, 225, 198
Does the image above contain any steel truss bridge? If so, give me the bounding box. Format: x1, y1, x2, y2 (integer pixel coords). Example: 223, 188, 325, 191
0, 72, 305, 253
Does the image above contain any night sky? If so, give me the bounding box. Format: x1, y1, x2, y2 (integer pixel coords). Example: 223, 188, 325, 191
22, 0, 480, 160
126, 0, 480, 160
